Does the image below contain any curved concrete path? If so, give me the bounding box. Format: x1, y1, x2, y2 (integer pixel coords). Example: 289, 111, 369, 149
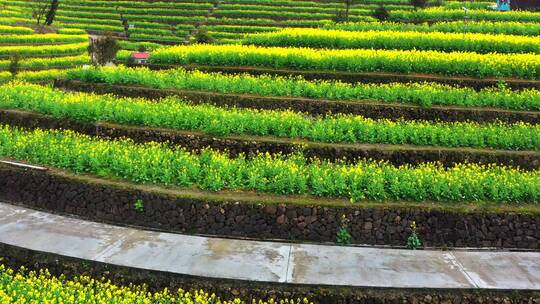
0, 202, 539, 290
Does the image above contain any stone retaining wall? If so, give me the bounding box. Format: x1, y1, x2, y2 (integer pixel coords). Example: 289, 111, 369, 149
1, 164, 538, 249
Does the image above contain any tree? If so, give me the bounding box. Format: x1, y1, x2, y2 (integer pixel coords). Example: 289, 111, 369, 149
373, 5, 389, 21
120, 13, 130, 37
45, 0, 59, 26
343, 0, 353, 18
115, 6, 130, 37
28, 0, 59, 26
29, 0, 50, 25
88, 33, 120, 66
333, 0, 354, 23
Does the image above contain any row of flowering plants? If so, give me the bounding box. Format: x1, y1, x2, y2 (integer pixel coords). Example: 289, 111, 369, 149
67, 66, 540, 110
244, 28, 540, 54
0, 264, 311, 304
0, 125, 538, 203
2, 82, 539, 151
137, 44, 540, 79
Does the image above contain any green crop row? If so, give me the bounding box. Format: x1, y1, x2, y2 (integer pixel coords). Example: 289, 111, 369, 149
0, 0, 208, 40
444, 1, 495, 9
244, 28, 540, 54
56, 15, 194, 31
0, 8, 26, 19
361, 0, 440, 4
0, 42, 87, 58
118, 40, 164, 51
390, 8, 540, 23
0, 54, 89, 71
58, 10, 206, 24
57, 28, 87, 35
0, 25, 33, 34
129, 26, 193, 36
60, 0, 213, 10
130, 28, 190, 38
0, 33, 87, 45
208, 31, 244, 39
218, 3, 410, 14
0, 16, 28, 26
2, 82, 539, 151
139, 44, 540, 79
202, 24, 281, 33
53, 3, 210, 17
129, 27, 174, 36
323, 21, 540, 36
0, 69, 68, 83
56, 15, 122, 26
213, 38, 242, 45
1, 0, 210, 12
130, 33, 187, 42
225, 0, 345, 8
57, 22, 123, 33
1, 0, 210, 18
213, 9, 370, 20
0, 264, 308, 304
67, 66, 540, 111
0, 125, 538, 203
224, 0, 426, 7
205, 16, 374, 27
7, 0, 214, 9
0, 4, 206, 29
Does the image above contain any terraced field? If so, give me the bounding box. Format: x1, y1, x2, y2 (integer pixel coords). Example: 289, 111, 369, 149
0, 10, 89, 83
0, 0, 539, 302
1, 0, 494, 46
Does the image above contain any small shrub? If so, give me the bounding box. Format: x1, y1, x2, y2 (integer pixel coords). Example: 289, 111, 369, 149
373, 5, 390, 21
407, 221, 422, 250
126, 55, 136, 65
194, 29, 214, 44
88, 32, 120, 66
134, 199, 144, 213
336, 214, 352, 245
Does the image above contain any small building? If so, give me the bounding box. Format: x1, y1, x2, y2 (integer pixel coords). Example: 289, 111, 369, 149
131, 52, 150, 64
496, 0, 511, 11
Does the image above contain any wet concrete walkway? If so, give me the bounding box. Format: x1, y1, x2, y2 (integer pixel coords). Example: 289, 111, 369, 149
0, 202, 539, 290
